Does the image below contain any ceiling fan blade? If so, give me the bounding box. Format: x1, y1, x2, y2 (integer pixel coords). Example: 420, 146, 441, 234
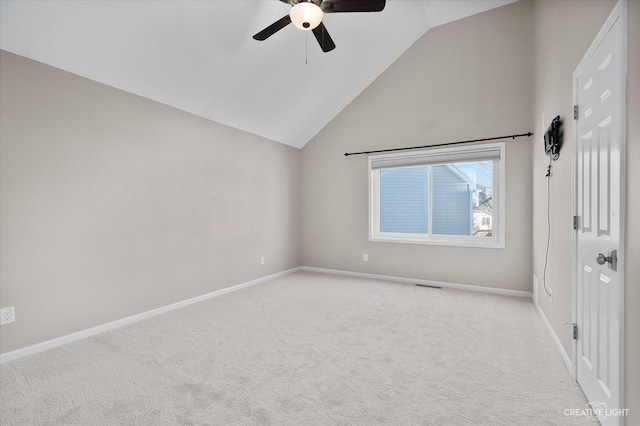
312, 22, 336, 52
321, 0, 385, 13
279, 0, 299, 5
253, 15, 292, 41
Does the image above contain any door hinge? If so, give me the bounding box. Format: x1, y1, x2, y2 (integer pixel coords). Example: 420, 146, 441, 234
574, 105, 579, 120
573, 323, 578, 340
573, 216, 579, 230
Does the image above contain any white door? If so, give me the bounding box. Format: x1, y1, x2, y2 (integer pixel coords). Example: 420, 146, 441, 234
574, 2, 625, 425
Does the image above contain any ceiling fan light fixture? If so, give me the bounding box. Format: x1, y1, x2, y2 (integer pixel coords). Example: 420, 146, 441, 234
290, 2, 323, 30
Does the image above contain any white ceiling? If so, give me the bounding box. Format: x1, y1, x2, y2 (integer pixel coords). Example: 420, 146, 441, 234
0, 0, 516, 148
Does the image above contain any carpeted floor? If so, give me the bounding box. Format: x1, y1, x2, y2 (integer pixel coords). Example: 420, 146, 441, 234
0, 271, 594, 425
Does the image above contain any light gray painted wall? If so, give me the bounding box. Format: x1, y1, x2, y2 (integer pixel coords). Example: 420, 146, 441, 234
300, 0, 534, 291
625, 0, 640, 419
0, 51, 300, 354
531, 0, 639, 421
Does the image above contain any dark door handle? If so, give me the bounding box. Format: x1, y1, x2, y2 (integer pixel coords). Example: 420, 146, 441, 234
596, 250, 617, 271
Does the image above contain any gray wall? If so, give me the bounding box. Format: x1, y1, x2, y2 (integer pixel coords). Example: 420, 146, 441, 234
0, 51, 300, 353
300, 0, 534, 291
531, 0, 639, 422
625, 0, 640, 418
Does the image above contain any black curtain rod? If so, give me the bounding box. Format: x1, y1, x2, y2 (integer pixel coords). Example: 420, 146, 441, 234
344, 132, 533, 156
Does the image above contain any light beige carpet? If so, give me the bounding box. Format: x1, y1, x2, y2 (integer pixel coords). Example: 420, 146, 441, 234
1, 271, 594, 425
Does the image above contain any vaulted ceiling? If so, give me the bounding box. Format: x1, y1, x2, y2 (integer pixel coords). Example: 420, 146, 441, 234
0, 0, 516, 148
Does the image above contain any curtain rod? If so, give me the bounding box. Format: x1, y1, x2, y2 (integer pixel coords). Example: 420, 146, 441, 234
343, 132, 533, 157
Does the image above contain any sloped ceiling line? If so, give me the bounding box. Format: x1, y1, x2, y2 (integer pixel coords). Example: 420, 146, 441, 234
0, 0, 517, 148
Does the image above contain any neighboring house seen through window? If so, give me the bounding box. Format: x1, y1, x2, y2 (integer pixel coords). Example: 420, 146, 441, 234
369, 143, 505, 248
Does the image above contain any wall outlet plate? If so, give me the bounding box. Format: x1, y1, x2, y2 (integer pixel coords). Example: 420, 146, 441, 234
363, 253, 368, 261
1, 306, 15, 325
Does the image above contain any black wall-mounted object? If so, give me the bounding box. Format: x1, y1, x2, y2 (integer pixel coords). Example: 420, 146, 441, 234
544, 116, 563, 160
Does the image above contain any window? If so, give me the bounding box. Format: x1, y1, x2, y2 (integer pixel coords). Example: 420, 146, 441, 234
369, 142, 505, 248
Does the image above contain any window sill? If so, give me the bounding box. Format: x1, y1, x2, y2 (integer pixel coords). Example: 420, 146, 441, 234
369, 234, 505, 249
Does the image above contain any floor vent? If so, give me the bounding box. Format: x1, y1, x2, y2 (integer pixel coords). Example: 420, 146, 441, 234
415, 283, 442, 289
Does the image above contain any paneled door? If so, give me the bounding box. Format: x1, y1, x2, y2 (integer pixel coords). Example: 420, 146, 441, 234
573, 2, 625, 425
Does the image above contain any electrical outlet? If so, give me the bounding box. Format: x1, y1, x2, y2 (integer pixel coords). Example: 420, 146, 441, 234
260, 256, 265, 265
1, 307, 15, 325
363, 253, 368, 261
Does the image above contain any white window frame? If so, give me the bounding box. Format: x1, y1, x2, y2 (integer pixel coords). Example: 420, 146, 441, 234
369, 142, 505, 249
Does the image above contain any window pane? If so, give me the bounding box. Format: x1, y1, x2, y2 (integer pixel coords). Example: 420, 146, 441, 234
370, 144, 503, 247
432, 161, 493, 237
380, 166, 428, 234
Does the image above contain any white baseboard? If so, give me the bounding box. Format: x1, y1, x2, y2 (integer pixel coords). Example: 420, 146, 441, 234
0, 267, 301, 364
299, 266, 533, 298
532, 298, 573, 372
1, 266, 555, 366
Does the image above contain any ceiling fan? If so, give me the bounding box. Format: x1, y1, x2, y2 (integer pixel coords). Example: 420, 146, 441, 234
253, 0, 386, 53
